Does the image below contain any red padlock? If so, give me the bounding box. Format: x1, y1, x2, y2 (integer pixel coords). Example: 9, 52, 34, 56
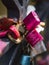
8, 25, 20, 39
0, 17, 14, 30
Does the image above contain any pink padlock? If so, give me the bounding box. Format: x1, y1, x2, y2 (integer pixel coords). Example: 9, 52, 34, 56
0, 39, 8, 55
26, 30, 43, 46
23, 11, 40, 31
26, 30, 47, 55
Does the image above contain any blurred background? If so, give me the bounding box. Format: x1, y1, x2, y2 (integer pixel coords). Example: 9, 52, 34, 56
0, 0, 7, 18
0, 0, 49, 65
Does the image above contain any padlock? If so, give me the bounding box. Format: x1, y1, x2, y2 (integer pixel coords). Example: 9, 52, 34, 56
8, 25, 20, 39
0, 38, 12, 56
8, 25, 22, 44
26, 30, 47, 56
0, 39, 7, 55
26, 30, 43, 46
20, 55, 30, 65
23, 11, 40, 31
0, 17, 15, 30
